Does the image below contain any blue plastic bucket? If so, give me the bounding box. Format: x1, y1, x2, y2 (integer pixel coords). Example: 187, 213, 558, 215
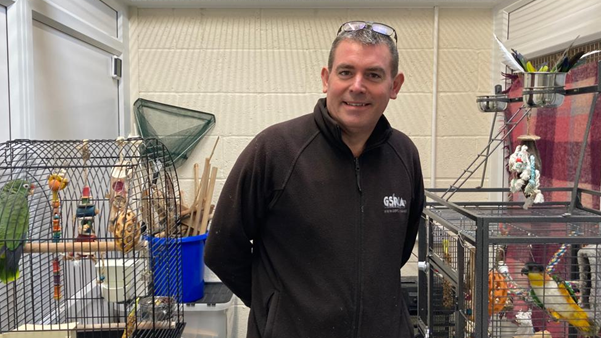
148, 233, 207, 303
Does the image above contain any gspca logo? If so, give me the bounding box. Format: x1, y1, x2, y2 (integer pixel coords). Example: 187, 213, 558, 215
383, 194, 407, 213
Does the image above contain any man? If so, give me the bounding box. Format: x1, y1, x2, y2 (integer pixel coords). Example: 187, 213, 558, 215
205, 21, 425, 338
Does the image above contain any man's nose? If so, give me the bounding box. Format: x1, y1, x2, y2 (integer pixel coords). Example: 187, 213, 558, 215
350, 75, 366, 93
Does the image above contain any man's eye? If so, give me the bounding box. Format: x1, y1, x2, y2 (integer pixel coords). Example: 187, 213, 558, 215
338, 71, 351, 77
368, 73, 382, 79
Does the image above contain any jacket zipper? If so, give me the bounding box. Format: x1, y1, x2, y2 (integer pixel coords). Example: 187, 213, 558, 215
353, 157, 364, 338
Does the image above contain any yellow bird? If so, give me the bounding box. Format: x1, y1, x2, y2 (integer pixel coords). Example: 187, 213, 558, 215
521, 262, 598, 336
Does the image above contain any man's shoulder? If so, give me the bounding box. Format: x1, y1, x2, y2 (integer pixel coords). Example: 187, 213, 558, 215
255, 113, 317, 147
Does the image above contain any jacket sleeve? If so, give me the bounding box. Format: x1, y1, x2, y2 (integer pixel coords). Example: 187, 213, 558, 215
204, 135, 268, 307
401, 149, 425, 268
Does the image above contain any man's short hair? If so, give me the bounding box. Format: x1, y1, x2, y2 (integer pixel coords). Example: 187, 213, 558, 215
328, 29, 399, 77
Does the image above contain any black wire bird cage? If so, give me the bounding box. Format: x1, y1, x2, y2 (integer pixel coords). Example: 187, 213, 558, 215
0, 138, 184, 338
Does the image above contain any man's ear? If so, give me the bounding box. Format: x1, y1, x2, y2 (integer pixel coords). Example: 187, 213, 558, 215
321, 67, 330, 93
389, 72, 404, 100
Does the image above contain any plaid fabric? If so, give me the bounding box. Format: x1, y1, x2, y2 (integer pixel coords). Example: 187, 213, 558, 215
505, 62, 601, 209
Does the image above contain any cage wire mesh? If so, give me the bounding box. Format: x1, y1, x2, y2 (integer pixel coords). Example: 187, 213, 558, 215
134, 98, 216, 168
423, 189, 601, 338
0, 138, 184, 337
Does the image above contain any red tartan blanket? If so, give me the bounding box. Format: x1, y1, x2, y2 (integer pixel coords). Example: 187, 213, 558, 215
505, 62, 601, 209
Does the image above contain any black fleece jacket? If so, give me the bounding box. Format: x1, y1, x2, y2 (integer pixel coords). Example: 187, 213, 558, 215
205, 98, 425, 338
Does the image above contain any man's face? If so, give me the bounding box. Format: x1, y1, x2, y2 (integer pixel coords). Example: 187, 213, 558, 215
321, 39, 404, 138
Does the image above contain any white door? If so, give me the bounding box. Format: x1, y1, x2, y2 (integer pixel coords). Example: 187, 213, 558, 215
32, 18, 120, 140
6, 0, 130, 140
0, 5, 9, 142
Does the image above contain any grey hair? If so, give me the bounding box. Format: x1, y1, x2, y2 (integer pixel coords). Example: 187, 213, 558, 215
328, 29, 399, 77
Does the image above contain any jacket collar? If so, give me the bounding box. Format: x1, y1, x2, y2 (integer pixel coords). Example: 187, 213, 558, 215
313, 98, 393, 155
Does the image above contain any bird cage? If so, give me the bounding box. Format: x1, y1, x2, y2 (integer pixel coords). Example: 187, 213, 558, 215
0, 138, 184, 338
420, 189, 601, 338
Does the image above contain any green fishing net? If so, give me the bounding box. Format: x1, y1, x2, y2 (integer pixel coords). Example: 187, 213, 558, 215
134, 99, 216, 167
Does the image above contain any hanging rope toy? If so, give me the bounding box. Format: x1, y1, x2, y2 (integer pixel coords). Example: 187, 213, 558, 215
48, 169, 68, 242
508, 145, 544, 209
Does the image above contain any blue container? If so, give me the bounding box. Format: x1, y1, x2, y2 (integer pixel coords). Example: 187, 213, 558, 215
148, 233, 207, 303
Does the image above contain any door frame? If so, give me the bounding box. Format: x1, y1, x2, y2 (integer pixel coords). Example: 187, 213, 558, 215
6, 0, 130, 139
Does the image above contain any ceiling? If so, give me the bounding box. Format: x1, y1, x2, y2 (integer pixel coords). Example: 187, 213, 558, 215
120, 0, 511, 9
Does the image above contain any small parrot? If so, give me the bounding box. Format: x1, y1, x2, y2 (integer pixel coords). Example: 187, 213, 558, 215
521, 262, 598, 336
0, 179, 34, 283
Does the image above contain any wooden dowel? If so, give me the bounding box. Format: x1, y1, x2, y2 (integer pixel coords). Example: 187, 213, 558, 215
199, 166, 218, 235
193, 158, 211, 233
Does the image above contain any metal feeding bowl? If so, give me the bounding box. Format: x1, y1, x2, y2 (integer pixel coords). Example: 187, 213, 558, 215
522, 72, 567, 108
476, 94, 509, 112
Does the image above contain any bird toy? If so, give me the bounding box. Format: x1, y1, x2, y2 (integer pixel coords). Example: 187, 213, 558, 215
442, 239, 454, 309
546, 244, 570, 275
508, 145, 544, 209
74, 140, 98, 259
97, 253, 105, 284
108, 137, 131, 233
53, 257, 61, 300
0, 179, 34, 284
488, 269, 508, 316
48, 169, 68, 242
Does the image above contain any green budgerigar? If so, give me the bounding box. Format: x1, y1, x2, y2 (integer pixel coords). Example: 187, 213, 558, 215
0, 179, 34, 283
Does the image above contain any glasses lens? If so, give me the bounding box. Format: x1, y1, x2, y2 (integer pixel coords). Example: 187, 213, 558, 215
342, 21, 367, 33
371, 24, 393, 37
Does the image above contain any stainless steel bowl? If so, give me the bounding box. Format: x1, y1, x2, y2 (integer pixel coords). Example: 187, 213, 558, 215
522, 72, 567, 108
476, 94, 509, 112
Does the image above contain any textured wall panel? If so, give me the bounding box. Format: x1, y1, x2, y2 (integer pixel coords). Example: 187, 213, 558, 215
386, 93, 432, 137
435, 136, 489, 178
397, 50, 434, 93
476, 49, 493, 94
437, 93, 492, 136
194, 9, 261, 49
138, 9, 179, 49
221, 136, 255, 175
439, 8, 492, 49
177, 93, 322, 136
305, 50, 330, 92
438, 50, 480, 93
260, 9, 347, 50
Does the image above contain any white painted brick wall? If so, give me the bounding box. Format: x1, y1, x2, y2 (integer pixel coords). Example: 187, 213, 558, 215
130, 7, 493, 337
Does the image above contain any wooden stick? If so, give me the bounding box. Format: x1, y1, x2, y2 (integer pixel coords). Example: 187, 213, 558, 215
208, 136, 220, 161
24, 242, 144, 254
199, 166, 218, 235
192, 158, 211, 233
188, 163, 201, 237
